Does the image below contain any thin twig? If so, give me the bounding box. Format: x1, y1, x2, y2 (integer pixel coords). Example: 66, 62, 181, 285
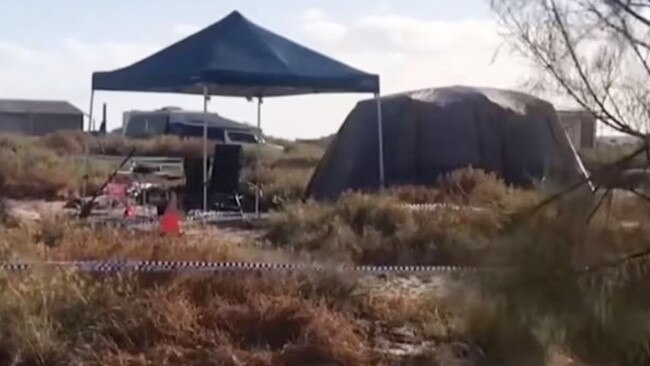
550, 0, 639, 135
630, 188, 650, 203
518, 144, 647, 218
578, 245, 650, 273
494, 0, 641, 135
586, 187, 612, 223
608, 0, 650, 27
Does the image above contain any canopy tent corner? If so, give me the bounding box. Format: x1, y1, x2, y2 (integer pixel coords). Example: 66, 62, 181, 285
88, 10, 383, 214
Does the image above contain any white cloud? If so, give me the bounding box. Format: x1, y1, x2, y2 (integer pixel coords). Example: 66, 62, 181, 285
173, 24, 202, 37
301, 9, 347, 43
303, 8, 325, 22
300, 11, 531, 95
0, 39, 157, 96
375, 2, 393, 14
0, 38, 161, 124
0, 42, 35, 61
0, 12, 535, 139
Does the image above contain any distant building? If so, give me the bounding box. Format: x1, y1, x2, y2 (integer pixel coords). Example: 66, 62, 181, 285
557, 109, 596, 149
123, 107, 262, 144
597, 134, 640, 146
0, 99, 84, 135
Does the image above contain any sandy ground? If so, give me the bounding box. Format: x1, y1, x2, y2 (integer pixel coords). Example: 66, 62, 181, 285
4, 199, 67, 221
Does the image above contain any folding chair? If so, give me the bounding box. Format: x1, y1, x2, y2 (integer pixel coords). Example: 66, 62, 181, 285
208, 144, 245, 217
183, 157, 205, 211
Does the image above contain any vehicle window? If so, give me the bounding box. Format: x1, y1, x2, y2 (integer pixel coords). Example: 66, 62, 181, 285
227, 132, 258, 143
124, 113, 167, 138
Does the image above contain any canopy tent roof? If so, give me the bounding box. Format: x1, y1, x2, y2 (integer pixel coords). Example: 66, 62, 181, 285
92, 11, 379, 97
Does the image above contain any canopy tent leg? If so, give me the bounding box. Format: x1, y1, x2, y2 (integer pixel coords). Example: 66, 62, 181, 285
375, 93, 385, 188
255, 97, 263, 217
83, 89, 96, 197
202, 86, 209, 212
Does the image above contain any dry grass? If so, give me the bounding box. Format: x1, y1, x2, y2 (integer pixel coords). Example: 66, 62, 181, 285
10, 129, 650, 364
260, 165, 650, 364
459, 190, 650, 365
5, 180, 650, 365
0, 200, 9, 225
42, 130, 322, 164
4, 131, 326, 205
40, 130, 207, 158
0, 219, 467, 366
246, 165, 313, 207
0, 219, 277, 263
0, 134, 110, 199
0, 270, 372, 366
295, 134, 335, 149
243, 142, 325, 208
390, 167, 539, 210
0, 132, 324, 203
267, 168, 538, 266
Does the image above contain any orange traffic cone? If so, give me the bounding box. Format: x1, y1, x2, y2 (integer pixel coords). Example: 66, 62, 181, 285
160, 194, 181, 236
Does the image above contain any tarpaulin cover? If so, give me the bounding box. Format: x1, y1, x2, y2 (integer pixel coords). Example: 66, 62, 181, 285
92, 11, 379, 97
307, 86, 589, 201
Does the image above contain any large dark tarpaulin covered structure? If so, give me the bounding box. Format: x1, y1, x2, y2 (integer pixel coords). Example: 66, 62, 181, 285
89, 11, 382, 213
307, 86, 590, 201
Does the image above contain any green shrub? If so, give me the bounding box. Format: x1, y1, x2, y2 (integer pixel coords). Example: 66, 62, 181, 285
0, 134, 110, 199
242, 141, 325, 208
388, 168, 538, 210
266, 168, 537, 265
267, 193, 505, 266
463, 193, 650, 365
0, 131, 327, 203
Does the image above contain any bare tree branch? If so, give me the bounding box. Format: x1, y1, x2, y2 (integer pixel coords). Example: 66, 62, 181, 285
608, 0, 650, 27
586, 2, 650, 50
549, 0, 637, 134
586, 187, 612, 222
495, 1, 628, 133
516, 144, 647, 220
492, 0, 650, 137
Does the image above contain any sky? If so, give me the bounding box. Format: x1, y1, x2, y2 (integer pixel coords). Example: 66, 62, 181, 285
0, 0, 536, 139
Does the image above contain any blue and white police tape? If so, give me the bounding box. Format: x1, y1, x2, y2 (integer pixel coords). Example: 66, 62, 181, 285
398, 203, 486, 212
0, 260, 477, 275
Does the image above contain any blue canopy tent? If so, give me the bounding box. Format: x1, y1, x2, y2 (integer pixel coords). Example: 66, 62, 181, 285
89, 10, 383, 213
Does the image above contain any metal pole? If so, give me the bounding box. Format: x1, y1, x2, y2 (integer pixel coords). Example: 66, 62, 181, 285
375, 92, 385, 188
202, 85, 209, 212
101, 103, 107, 133
255, 97, 262, 217
83, 89, 95, 197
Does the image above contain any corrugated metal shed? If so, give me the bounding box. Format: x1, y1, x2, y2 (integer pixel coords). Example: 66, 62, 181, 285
0, 99, 84, 135
0, 99, 83, 115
